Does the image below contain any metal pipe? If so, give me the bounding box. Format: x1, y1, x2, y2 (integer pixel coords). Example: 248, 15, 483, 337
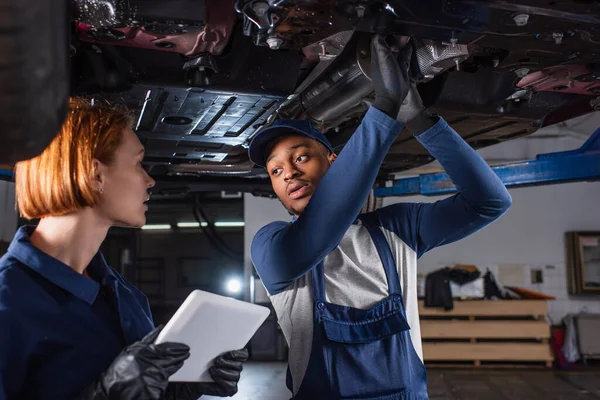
278, 34, 470, 130
300, 56, 373, 123
277, 33, 374, 129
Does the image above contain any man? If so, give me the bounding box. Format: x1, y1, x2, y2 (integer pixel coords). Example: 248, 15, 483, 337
248, 35, 512, 399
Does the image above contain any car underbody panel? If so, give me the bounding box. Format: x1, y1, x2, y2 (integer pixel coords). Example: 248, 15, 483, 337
69, 0, 600, 195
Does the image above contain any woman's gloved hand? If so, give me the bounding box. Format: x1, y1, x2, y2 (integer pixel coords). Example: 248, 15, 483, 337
370, 34, 412, 118
164, 349, 249, 399
75, 326, 190, 400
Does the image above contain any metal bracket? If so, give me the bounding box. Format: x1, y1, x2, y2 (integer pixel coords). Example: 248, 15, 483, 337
374, 127, 600, 197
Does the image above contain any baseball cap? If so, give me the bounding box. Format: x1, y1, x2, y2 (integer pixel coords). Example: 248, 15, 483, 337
248, 119, 334, 168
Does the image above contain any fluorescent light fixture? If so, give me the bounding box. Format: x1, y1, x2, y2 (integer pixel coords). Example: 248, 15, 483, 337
214, 221, 245, 228
226, 278, 242, 294
141, 224, 172, 230
176, 222, 208, 228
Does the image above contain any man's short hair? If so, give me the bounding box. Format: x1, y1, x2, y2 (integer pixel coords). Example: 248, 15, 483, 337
15, 97, 133, 219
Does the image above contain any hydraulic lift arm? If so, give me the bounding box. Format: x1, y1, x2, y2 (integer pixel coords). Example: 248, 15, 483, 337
375, 127, 600, 197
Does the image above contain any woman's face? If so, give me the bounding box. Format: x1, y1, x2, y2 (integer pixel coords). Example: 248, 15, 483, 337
94, 128, 155, 228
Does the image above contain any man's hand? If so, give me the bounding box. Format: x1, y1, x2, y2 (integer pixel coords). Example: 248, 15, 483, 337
397, 84, 439, 135
165, 349, 249, 399
370, 34, 411, 118
395, 40, 440, 135
396, 84, 425, 127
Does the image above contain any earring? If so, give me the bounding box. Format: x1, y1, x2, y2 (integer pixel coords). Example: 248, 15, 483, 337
97, 187, 104, 194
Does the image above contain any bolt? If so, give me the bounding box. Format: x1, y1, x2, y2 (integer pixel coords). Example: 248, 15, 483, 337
356, 5, 366, 18
514, 67, 530, 78
253, 2, 269, 17
514, 14, 529, 26
449, 33, 459, 49
319, 41, 327, 57
454, 58, 461, 71
266, 37, 283, 50
493, 58, 500, 68
553, 32, 564, 45
450, 30, 458, 43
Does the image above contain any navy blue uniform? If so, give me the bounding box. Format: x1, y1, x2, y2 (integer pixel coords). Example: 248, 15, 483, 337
0, 226, 155, 400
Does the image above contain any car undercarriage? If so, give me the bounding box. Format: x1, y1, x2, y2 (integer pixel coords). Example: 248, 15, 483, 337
25, 1, 600, 195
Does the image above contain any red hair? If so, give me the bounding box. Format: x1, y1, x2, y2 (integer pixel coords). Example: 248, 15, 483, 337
15, 97, 133, 219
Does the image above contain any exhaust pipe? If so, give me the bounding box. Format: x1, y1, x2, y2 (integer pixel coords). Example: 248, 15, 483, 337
277, 33, 469, 131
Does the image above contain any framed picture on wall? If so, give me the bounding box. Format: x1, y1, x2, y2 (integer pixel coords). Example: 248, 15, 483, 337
566, 231, 600, 294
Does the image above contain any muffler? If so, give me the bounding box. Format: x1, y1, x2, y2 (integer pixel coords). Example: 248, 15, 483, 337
276, 33, 469, 131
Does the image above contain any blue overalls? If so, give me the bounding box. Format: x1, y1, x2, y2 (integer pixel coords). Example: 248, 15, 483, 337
290, 214, 429, 399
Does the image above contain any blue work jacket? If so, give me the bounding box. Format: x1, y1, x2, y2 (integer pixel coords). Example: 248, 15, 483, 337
0, 226, 154, 400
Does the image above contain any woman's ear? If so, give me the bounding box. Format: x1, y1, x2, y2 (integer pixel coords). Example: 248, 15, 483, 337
91, 158, 105, 190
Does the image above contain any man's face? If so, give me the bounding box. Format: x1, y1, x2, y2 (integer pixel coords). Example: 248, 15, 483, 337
265, 134, 336, 217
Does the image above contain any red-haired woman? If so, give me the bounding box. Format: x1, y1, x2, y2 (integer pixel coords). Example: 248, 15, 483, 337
0, 98, 247, 400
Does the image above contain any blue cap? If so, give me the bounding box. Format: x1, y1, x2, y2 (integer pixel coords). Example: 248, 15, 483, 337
248, 119, 334, 168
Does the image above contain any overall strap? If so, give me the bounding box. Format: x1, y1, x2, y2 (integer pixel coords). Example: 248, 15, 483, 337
311, 259, 327, 303
359, 213, 402, 296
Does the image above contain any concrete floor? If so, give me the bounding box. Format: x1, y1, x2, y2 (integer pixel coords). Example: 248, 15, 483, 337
204, 362, 600, 400
203, 362, 288, 400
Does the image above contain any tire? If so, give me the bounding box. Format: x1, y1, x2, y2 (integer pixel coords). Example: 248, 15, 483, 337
0, 0, 69, 164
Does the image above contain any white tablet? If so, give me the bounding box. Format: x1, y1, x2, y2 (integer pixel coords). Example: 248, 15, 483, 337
155, 289, 271, 382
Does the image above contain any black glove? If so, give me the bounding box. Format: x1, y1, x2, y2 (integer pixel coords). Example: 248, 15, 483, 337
164, 349, 249, 399
396, 84, 439, 135
396, 39, 440, 135
75, 326, 190, 400
371, 34, 412, 118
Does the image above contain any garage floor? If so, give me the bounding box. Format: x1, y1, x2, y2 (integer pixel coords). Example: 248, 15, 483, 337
204, 362, 600, 400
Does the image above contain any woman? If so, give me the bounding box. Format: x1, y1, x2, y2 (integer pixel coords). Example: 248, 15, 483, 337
0, 98, 247, 400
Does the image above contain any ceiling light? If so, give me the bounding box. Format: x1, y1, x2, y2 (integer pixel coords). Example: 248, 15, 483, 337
214, 221, 245, 227
141, 224, 172, 230
176, 222, 208, 228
